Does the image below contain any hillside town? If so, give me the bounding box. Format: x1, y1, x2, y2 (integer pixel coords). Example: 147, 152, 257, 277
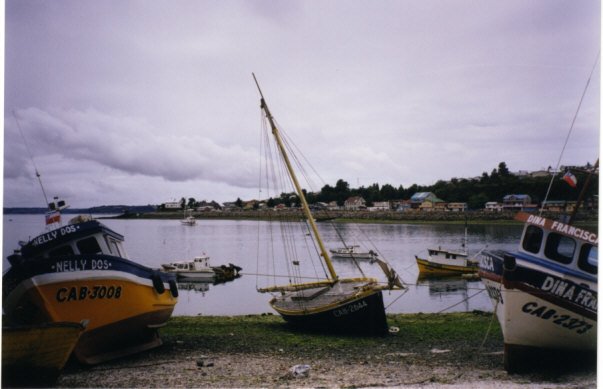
160, 163, 597, 216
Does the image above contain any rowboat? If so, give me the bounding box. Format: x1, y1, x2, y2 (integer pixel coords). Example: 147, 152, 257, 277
2, 320, 86, 386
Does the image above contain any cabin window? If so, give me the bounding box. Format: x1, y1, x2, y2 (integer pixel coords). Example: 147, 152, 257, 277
522, 225, 543, 254
544, 233, 576, 265
578, 244, 598, 275
106, 237, 123, 257
76, 237, 103, 255
48, 245, 74, 257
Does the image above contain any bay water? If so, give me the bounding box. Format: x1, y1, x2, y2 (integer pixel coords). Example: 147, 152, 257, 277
3, 214, 522, 316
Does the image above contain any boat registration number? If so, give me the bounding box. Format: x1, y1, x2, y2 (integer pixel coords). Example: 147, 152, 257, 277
521, 302, 593, 334
56, 285, 122, 302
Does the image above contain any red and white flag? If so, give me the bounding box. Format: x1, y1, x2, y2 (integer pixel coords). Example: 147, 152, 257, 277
562, 171, 577, 188
45, 210, 61, 225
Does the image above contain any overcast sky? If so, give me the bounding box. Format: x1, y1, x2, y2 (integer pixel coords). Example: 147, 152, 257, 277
3, 1, 600, 208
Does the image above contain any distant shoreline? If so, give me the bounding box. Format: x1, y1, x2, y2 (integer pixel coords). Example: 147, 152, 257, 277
5, 209, 598, 227
113, 209, 599, 227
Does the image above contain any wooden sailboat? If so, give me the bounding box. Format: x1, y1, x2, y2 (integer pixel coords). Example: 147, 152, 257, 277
253, 74, 404, 335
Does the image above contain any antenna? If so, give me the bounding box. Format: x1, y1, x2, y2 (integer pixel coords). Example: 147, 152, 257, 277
12, 110, 51, 208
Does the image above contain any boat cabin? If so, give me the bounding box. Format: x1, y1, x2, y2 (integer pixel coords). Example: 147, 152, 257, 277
18, 219, 128, 261
516, 212, 597, 278
427, 248, 466, 259
165, 256, 211, 272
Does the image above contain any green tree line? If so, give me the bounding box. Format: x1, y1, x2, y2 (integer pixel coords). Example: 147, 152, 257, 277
267, 162, 598, 210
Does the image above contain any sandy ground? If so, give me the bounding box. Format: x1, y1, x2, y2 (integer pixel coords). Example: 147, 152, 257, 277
57, 345, 596, 388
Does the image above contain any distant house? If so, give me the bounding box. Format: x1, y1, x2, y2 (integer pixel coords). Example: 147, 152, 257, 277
222, 202, 239, 211
344, 196, 366, 210
502, 194, 537, 212
327, 201, 340, 210
243, 200, 259, 210
447, 202, 468, 212
419, 198, 446, 212
485, 202, 503, 212
368, 201, 390, 211
541, 200, 567, 212
410, 192, 441, 209
163, 201, 181, 209
394, 200, 413, 212
196, 200, 222, 212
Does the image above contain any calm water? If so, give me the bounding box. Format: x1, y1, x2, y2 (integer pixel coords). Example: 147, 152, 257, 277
2, 214, 522, 316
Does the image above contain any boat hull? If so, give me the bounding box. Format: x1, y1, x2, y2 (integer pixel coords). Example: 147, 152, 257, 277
271, 285, 388, 335
2, 321, 85, 386
3, 255, 178, 365
415, 256, 477, 276
175, 271, 216, 282
479, 250, 597, 370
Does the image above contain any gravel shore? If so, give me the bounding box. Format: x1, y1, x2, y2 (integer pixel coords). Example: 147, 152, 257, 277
55, 314, 596, 388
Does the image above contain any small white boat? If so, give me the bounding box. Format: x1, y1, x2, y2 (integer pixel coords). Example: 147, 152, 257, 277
162, 255, 215, 281
180, 209, 196, 226
329, 245, 378, 260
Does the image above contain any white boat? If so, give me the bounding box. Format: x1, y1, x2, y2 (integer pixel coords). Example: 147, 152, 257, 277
180, 209, 196, 225
478, 211, 597, 372
162, 255, 215, 281
162, 256, 242, 282
329, 245, 378, 260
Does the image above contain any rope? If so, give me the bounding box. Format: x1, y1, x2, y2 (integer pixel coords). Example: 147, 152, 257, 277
540, 51, 600, 214
435, 289, 485, 314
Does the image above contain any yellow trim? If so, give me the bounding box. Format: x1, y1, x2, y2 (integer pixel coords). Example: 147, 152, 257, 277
415, 257, 477, 275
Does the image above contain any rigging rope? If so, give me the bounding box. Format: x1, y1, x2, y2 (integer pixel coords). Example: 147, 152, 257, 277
540, 51, 600, 214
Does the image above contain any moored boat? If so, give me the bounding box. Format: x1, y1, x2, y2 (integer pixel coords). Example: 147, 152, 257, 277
162, 255, 216, 281
181, 208, 197, 225
3, 214, 179, 365
162, 255, 242, 282
415, 248, 478, 277
253, 74, 404, 335
2, 320, 86, 386
478, 212, 597, 372
329, 245, 379, 260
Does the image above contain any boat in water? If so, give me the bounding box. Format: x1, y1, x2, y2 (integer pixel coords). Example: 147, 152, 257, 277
162, 255, 215, 281
330, 245, 379, 260
181, 209, 197, 226
479, 210, 597, 372
162, 255, 242, 282
3, 211, 179, 365
415, 247, 479, 277
253, 74, 404, 335
2, 320, 86, 386
415, 221, 479, 277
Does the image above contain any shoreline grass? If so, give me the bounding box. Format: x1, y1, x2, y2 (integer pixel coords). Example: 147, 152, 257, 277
160, 312, 504, 359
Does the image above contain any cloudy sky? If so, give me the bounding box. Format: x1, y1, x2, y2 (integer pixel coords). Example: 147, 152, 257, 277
3, 1, 600, 208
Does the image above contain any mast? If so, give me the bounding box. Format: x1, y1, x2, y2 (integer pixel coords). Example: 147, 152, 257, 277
253, 73, 338, 281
